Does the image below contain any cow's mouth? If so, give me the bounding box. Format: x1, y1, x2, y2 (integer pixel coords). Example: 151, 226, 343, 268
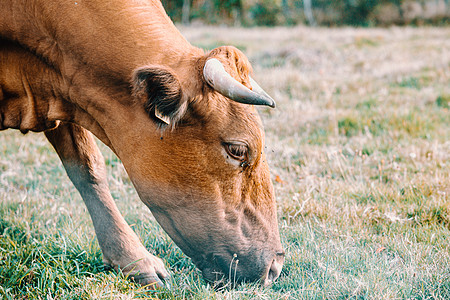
192, 250, 269, 288
192, 252, 225, 283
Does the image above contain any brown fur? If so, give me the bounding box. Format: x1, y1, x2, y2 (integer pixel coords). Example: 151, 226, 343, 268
0, 0, 284, 287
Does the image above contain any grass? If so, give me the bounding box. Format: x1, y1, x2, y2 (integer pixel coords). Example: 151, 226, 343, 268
1, 25, 450, 299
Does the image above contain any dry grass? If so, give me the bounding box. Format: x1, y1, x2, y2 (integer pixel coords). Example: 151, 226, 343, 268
1, 26, 450, 299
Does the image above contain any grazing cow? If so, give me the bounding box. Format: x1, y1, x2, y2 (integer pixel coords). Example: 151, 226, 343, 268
0, 0, 284, 288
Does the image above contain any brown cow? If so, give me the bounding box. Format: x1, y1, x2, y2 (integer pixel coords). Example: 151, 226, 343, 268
0, 0, 284, 288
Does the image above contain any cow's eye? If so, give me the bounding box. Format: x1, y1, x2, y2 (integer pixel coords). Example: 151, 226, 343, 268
224, 142, 248, 161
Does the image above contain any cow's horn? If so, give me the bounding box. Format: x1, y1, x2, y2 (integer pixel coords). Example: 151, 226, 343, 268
203, 58, 276, 108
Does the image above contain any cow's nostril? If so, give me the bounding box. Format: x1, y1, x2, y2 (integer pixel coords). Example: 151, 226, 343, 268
263, 257, 283, 286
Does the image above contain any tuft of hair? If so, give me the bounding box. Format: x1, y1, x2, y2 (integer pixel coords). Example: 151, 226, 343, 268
206, 46, 253, 89
132, 66, 188, 129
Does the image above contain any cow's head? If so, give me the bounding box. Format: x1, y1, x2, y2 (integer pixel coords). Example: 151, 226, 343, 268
130, 46, 284, 286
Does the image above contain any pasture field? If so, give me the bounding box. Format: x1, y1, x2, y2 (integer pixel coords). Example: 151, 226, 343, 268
1, 26, 449, 299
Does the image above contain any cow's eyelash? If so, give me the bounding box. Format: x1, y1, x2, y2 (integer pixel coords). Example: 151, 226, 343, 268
224, 142, 248, 162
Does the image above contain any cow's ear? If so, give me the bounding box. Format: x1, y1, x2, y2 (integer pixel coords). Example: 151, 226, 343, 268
132, 66, 188, 127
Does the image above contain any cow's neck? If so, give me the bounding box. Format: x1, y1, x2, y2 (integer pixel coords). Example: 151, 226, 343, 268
1, 0, 203, 99
0, 0, 204, 150
1, 0, 195, 70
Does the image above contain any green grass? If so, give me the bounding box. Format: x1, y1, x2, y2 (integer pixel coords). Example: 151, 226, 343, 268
1, 26, 450, 299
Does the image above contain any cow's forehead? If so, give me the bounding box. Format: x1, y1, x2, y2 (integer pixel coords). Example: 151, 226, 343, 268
218, 101, 265, 150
